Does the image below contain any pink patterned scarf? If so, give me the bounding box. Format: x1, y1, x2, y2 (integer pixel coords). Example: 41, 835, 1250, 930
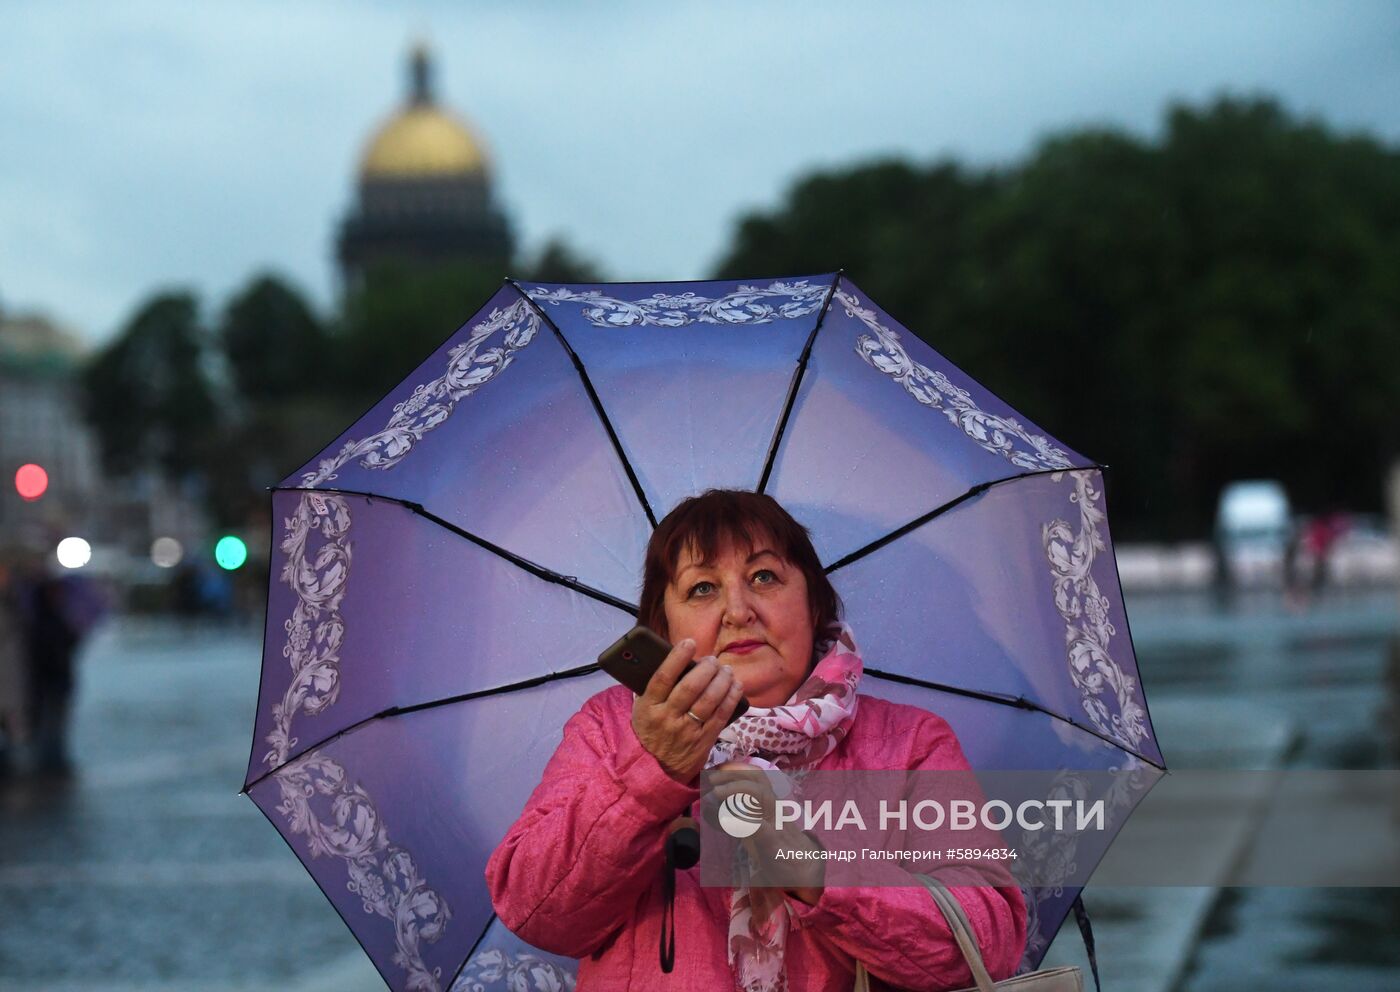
707, 622, 863, 992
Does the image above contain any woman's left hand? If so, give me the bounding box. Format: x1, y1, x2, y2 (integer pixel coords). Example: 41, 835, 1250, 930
703, 761, 779, 822
703, 761, 825, 905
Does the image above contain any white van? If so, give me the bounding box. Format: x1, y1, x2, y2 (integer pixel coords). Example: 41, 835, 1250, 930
1214, 480, 1292, 586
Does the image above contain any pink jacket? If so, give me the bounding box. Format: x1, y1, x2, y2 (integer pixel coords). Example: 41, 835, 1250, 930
486, 686, 1027, 991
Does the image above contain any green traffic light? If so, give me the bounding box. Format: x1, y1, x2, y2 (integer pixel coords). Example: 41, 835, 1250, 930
215, 535, 248, 570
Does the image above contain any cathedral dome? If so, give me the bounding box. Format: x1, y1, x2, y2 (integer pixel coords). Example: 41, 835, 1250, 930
360, 106, 489, 178
337, 43, 512, 286
357, 45, 490, 180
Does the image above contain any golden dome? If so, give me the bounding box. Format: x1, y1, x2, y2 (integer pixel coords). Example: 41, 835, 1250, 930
360, 106, 489, 178
358, 44, 489, 180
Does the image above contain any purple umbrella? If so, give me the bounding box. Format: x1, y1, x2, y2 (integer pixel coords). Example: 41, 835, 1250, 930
242, 273, 1163, 991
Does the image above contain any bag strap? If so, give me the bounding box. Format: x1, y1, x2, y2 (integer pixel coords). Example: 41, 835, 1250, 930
853, 960, 871, 992
912, 874, 997, 992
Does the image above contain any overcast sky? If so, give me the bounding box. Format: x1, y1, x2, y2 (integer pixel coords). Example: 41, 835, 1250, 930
3, 0, 1398, 346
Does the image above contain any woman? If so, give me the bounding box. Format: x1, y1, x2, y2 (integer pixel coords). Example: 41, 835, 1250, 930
486, 490, 1026, 990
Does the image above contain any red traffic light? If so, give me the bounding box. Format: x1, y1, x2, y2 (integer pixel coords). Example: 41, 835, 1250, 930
15, 463, 48, 500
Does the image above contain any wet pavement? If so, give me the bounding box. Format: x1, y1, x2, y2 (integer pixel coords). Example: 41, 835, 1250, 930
0, 619, 384, 991
1043, 588, 1400, 992
1145, 589, 1400, 992
1, 588, 1397, 990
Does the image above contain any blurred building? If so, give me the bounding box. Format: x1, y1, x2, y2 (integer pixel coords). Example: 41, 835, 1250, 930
0, 305, 212, 584
0, 309, 102, 547
336, 43, 513, 289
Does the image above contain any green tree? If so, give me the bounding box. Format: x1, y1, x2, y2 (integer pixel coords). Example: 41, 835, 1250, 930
213, 274, 347, 496
331, 261, 506, 414
220, 273, 326, 403
82, 292, 220, 480
520, 236, 605, 283
714, 96, 1400, 536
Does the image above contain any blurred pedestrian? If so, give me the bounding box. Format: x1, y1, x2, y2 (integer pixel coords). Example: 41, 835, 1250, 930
27, 574, 81, 774
1283, 521, 1306, 609
1302, 510, 1350, 591
198, 566, 234, 623
173, 562, 203, 619
0, 555, 30, 777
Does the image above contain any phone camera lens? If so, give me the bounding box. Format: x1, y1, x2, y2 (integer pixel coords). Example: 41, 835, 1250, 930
622, 650, 634, 661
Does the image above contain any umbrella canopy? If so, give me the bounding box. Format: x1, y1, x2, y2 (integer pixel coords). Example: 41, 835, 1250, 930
243, 273, 1164, 991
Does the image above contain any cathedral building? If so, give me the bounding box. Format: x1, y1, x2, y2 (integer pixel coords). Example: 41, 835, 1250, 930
336, 44, 513, 289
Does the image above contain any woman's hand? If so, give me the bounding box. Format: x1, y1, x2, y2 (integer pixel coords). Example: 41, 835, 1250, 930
632, 638, 745, 784
704, 762, 825, 904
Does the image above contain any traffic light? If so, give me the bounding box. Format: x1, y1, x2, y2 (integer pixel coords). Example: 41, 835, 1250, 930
14, 463, 48, 500
215, 535, 248, 570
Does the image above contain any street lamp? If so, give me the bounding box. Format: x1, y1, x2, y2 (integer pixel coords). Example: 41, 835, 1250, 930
151, 537, 183, 568
56, 536, 91, 569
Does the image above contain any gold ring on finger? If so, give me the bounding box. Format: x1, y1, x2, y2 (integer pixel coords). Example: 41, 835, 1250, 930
685, 710, 705, 724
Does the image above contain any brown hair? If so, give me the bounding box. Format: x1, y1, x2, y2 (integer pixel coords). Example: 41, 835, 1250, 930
639, 490, 842, 654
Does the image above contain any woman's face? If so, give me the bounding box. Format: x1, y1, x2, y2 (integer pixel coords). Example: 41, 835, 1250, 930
662, 534, 814, 708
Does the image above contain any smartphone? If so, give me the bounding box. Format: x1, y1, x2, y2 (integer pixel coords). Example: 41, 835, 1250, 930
597, 624, 750, 724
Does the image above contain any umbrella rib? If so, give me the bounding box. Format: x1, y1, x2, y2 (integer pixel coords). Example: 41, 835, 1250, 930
507, 278, 659, 529
269, 485, 640, 616
249, 660, 1165, 793
756, 269, 843, 495
823, 466, 1086, 574
863, 667, 1166, 770
243, 661, 605, 794
449, 915, 499, 992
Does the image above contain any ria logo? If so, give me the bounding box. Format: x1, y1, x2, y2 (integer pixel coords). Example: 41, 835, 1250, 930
718, 792, 766, 839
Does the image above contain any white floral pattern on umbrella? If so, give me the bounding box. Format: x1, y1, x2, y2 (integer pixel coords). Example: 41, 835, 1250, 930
836, 288, 1074, 472
303, 297, 541, 487
1043, 471, 1146, 750
268, 491, 454, 991
526, 279, 828, 328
